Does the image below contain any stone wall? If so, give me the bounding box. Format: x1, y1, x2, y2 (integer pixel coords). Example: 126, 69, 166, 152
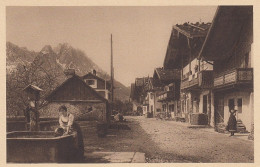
40, 101, 107, 122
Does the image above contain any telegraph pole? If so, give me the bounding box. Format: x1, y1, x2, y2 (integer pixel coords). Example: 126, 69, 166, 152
111, 34, 114, 115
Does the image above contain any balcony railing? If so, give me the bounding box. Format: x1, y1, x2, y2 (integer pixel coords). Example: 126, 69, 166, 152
181, 70, 213, 90
214, 68, 253, 88
157, 90, 175, 102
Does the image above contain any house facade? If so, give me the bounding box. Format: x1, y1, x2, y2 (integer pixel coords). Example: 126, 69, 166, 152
157, 82, 180, 118
143, 77, 159, 117
130, 77, 149, 115
199, 6, 253, 132
153, 68, 181, 118
163, 22, 213, 124
81, 70, 111, 101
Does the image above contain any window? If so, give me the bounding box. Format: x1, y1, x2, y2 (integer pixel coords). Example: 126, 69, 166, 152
87, 80, 94, 85
237, 98, 242, 113
85, 79, 97, 88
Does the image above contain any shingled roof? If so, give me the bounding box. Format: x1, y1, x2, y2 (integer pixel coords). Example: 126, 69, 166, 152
164, 22, 211, 69
46, 74, 107, 102
173, 22, 211, 39
135, 77, 149, 87
155, 68, 181, 81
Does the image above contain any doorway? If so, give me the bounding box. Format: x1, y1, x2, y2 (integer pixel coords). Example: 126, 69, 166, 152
203, 95, 207, 114
237, 98, 242, 120
228, 99, 235, 111
215, 94, 224, 124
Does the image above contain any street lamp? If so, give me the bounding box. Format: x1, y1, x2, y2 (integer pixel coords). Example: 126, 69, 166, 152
23, 84, 43, 131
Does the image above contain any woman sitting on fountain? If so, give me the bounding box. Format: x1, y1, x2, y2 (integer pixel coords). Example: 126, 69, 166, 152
58, 105, 75, 135
56, 105, 84, 159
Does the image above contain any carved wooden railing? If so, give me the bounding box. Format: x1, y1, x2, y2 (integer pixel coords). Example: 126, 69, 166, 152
181, 70, 213, 90
157, 90, 175, 102
214, 68, 253, 88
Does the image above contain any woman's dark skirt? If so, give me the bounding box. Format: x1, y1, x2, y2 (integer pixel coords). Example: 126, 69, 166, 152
226, 115, 237, 132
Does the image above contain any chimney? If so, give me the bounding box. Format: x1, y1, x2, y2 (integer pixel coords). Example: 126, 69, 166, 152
93, 69, 96, 76
64, 68, 75, 78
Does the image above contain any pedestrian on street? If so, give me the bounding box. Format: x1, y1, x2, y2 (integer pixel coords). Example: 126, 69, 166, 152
226, 108, 237, 136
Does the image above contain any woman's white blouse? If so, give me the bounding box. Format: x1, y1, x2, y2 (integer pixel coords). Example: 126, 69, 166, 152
59, 113, 74, 128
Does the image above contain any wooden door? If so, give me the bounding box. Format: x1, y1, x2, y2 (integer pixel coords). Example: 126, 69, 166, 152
203, 95, 207, 114
215, 95, 224, 123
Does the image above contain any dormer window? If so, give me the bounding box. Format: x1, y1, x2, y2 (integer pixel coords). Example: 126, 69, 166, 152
85, 79, 97, 88
87, 80, 94, 85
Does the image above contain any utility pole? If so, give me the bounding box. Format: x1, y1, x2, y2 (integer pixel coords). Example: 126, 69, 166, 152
111, 34, 114, 115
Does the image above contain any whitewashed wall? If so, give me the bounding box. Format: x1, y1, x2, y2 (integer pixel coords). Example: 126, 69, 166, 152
223, 91, 253, 131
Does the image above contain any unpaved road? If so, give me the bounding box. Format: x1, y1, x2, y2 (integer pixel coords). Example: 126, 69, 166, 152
135, 116, 253, 163
79, 116, 254, 163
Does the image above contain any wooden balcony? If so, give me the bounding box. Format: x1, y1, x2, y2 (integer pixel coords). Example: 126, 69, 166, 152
214, 68, 253, 88
157, 91, 175, 102
181, 70, 213, 90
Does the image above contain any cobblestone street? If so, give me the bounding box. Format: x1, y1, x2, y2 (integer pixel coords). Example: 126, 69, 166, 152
82, 116, 254, 163
135, 116, 254, 163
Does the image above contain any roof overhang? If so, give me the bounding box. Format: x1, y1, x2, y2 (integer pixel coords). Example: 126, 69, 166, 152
199, 6, 253, 61
173, 25, 208, 39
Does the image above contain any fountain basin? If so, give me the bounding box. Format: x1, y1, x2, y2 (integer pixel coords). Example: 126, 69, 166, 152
7, 131, 80, 163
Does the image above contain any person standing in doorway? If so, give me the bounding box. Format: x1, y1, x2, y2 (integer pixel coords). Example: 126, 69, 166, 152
227, 108, 237, 136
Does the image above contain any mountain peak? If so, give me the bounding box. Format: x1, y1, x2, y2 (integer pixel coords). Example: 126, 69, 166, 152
6, 42, 131, 101
58, 43, 71, 48
40, 45, 53, 55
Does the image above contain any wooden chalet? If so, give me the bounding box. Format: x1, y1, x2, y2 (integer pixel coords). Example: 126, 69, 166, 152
129, 77, 149, 115
41, 74, 110, 122
153, 67, 181, 118
199, 6, 253, 132
164, 20, 214, 124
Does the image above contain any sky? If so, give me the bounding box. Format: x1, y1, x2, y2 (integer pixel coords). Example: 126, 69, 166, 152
6, 6, 217, 87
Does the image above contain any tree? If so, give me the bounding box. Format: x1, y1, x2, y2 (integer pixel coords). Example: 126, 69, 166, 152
6, 60, 63, 118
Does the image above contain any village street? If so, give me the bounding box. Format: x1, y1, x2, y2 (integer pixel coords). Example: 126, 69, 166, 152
81, 116, 254, 163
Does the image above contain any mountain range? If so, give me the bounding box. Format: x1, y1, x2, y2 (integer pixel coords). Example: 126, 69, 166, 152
6, 42, 130, 101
